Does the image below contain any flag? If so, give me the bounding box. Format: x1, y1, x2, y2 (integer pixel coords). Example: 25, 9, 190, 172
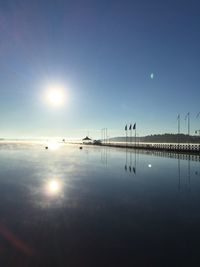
177, 114, 180, 120
125, 125, 127, 131
133, 123, 136, 130
129, 124, 132, 130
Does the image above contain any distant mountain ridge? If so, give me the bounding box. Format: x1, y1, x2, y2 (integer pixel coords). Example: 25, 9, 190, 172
109, 133, 200, 143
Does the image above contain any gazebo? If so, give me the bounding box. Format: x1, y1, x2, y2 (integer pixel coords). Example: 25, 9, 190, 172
82, 136, 92, 144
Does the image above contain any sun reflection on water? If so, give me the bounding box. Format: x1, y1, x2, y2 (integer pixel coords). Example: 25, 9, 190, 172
46, 142, 61, 150
49, 180, 60, 193
45, 179, 62, 196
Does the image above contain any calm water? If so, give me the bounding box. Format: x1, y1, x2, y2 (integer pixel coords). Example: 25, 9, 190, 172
0, 142, 200, 266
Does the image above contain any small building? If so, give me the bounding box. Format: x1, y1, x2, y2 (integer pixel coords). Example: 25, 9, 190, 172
82, 136, 92, 144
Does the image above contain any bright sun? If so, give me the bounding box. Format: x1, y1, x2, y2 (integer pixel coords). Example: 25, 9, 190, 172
46, 86, 65, 107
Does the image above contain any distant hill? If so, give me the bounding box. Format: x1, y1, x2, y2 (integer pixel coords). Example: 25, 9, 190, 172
109, 133, 200, 143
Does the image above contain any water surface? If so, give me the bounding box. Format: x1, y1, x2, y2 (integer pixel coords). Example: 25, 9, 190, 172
0, 142, 200, 266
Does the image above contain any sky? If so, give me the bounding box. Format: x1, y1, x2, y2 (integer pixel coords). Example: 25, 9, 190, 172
0, 0, 200, 139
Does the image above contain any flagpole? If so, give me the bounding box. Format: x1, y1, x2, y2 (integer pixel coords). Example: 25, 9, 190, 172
131, 126, 132, 146
132, 127, 133, 146
185, 112, 190, 146
132, 123, 136, 148
189, 113, 190, 147
125, 124, 127, 148
188, 112, 190, 146
177, 114, 180, 148
129, 124, 132, 147
188, 112, 190, 137
178, 115, 180, 135
135, 127, 136, 147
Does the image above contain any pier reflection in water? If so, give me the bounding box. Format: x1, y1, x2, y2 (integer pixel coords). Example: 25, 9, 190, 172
122, 148, 196, 193
0, 143, 200, 266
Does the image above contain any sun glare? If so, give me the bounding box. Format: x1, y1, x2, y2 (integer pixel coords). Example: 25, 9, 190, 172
46, 86, 65, 107
49, 180, 60, 193
47, 142, 61, 150
46, 179, 62, 195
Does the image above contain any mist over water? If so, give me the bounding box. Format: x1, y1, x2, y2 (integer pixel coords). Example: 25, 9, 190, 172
0, 142, 200, 266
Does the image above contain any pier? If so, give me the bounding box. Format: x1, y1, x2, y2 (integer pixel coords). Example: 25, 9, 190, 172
102, 142, 200, 154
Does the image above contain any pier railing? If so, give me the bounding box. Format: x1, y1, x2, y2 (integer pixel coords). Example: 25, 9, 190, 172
102, 142, 200, 154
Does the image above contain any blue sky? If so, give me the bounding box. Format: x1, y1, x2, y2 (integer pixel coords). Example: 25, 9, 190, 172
0, 0, 200, 139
